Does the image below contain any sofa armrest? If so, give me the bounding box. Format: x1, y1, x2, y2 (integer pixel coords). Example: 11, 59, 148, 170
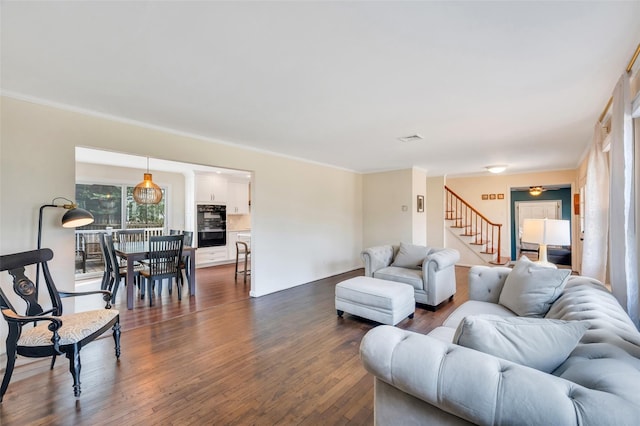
360, 326, 638, 425
361, 245, 395, 276
424, 248, 460, 271
468, 265, 511, 303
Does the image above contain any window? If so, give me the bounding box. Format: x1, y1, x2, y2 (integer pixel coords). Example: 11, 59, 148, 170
75, 183, 166, 230
125, 186, 166, 229
75, 184, 123, 229
74, 183, 166, 275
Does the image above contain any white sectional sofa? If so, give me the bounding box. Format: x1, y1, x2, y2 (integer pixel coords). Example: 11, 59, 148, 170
360, 259, 640, 425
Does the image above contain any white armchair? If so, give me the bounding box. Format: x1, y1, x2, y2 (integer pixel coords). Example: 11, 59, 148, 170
361, 243, 460, 309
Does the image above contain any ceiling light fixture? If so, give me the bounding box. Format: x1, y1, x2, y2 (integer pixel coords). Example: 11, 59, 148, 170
485, 165, 507, 174
529, 186, 545, 196
133, 157, 163, 204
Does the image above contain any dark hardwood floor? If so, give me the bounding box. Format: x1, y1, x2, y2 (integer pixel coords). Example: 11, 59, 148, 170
0, 264, 470, 425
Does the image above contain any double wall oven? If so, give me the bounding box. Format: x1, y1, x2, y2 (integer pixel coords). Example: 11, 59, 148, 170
197, 205, 226, 247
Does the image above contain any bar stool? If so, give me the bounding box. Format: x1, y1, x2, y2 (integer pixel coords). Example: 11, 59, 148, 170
235, 241, 251, 283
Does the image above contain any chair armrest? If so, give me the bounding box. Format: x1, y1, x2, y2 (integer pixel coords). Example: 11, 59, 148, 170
2, 308, 65, 353
1, 308, 63, 328
360, 326, 636, 425
468, 265, 511, 303
361, 245, 395, 276
423, 248, 459, 271
59, 290, 113, 308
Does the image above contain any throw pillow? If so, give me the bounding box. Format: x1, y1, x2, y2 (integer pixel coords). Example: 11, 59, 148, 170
453, 315, 590, 373
391, 243, 430, 269
499, 256, 570, 317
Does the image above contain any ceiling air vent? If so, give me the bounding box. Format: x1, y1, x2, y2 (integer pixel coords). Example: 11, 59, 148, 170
397, 134, 424, 143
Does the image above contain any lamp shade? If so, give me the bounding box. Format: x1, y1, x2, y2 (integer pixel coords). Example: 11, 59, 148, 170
521, 218, 570, 246
133, 173, 163, 204
61, 207, 95, 228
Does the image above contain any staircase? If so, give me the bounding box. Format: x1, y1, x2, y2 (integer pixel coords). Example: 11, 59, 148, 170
444, 186, 509, 265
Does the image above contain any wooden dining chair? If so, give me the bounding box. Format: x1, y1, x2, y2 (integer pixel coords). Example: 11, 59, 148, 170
139, 235, 184, 306
178, 231, 194, 287
0, 249, 120, 401
117, 229, 145, 244
103, 234, 142, 303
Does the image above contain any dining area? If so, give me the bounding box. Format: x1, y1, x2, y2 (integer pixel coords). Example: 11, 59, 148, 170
87, 228, 197, 310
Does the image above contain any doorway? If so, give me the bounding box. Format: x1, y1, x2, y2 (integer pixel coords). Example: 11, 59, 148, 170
515, 200, 561, 258
510, 187, 572, 260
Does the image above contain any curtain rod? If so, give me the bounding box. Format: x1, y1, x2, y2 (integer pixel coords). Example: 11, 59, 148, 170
599, 43, 640, 123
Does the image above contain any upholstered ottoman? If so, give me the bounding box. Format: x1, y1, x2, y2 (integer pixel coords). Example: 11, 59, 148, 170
335, 276, 415, 325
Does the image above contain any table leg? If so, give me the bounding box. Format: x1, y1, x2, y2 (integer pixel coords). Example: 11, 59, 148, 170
188, 254, 196, 296
126, 260, 134, 310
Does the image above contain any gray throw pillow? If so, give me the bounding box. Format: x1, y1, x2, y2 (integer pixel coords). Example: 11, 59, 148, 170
453, 315, 590, 373
392, 243, 430, 269
499, 256, 570, 317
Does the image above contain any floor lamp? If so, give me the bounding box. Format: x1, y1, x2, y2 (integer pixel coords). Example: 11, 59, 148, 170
521, 218, 571, 268
36, 197, 95, 297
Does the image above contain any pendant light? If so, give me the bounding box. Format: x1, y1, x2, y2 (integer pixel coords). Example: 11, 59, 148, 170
133, 157, 163, 204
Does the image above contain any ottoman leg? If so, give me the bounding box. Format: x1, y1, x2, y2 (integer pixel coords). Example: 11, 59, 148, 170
408, 313, 414, 319
337, 310, 344, 317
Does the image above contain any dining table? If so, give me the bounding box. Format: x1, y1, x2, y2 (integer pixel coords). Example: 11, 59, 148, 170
114, 242, 197, 309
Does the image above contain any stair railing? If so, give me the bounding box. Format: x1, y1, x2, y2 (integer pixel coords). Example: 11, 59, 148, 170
444, 186, 503, 264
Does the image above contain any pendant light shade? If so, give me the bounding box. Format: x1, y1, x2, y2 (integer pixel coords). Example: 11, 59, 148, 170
133, 158, 163, 204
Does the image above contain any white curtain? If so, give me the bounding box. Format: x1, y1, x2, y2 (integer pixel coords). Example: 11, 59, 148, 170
581, 124, 609, 282
609, 73, 638, 327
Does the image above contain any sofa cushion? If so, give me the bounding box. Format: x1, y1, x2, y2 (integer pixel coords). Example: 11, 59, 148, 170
453, 315, 590, 373
391, 243, 431, 269
442, 300, 516, 329
499, 256, 570, 317
374, 266, 423, 290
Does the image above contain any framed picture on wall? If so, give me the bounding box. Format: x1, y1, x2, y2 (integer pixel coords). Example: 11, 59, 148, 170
497, 193, 504, 200
482, 194, 489, 200
490, 194, 496, 200
417, 195, 424, 212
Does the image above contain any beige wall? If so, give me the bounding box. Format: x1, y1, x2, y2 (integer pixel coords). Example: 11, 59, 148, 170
76, 162, 186, 231
426, 176, 445, 247
445, 169, 578, 261
362, 169, 413, 248
0, 96, 364, 349
411, 168, 427, 246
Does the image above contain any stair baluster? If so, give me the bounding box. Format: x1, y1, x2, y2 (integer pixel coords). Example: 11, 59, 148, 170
445, 186, 506, 265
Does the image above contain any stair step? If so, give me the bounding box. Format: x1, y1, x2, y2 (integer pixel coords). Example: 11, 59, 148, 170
470, 240, 489, 245
489, 256, 511, 266
461, 231, 480, 236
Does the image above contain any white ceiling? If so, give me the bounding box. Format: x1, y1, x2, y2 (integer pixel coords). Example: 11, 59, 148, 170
2, 1, 639, 176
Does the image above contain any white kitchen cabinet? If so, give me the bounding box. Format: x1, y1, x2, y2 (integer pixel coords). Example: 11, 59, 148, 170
195, 174, 228, 203
195, 246, 228, 267
227, 181, 250, 214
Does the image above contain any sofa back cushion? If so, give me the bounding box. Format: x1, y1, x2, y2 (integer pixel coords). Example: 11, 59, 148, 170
391, 243, 432, 269
499, 256, 570, 317
453, 315, 590, 373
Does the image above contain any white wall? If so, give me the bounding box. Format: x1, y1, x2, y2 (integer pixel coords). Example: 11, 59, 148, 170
76, 162, 186, 231
0, 96, 364, 349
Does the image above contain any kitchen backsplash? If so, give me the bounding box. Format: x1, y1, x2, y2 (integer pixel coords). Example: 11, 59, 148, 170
227, 214, 251, 231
